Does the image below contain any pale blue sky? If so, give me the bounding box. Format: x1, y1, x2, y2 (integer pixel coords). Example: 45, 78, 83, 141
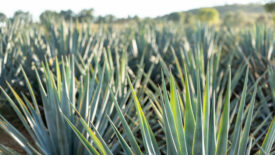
0, 0, 264, 20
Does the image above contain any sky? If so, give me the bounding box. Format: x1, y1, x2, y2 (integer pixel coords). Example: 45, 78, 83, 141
0, 0, 264, 20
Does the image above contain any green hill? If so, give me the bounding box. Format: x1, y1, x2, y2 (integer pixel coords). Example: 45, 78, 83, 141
157, 3, 269, 27
186, 4, 265, 17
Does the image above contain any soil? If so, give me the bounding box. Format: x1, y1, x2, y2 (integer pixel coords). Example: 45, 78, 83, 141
0, 128, 31, 155
0, 105, 33, 155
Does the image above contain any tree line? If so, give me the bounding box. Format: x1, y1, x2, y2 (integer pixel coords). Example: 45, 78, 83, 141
0, 5, 274, 26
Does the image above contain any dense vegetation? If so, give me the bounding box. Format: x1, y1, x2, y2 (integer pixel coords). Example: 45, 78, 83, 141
0, 6, 275, 155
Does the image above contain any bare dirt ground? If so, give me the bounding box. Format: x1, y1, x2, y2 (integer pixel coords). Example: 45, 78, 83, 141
0, 128, 31, 154
0, 105, 33, 155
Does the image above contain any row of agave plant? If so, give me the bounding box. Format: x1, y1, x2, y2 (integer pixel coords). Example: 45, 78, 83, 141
0, 53, 274, 154
0, 19, 274, 154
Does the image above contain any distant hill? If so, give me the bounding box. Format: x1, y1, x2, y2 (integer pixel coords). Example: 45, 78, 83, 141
186, 4, 265, 17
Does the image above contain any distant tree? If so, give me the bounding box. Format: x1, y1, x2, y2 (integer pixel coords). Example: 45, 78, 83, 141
104, 15, 116, 23
196, 8, 219, 24
96, 16, 105, 23
166, 12, 185, 22
59, 10, 74, 21
0, 12, 7, 21
13, 10, 32, 23
133, 15, 140, 21
264, 1, 275, 12
184, 13, 195, 24
78, 9, 94, 22
264, 1, 275, 24
96, 15, 116, 23
40, 10, 61, 24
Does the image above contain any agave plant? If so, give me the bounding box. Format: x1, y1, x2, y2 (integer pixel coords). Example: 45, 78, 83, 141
0, 55, 122, 154
0, 42, 157, 154
63, 65, 275, 154
1, 57, 89, 154
230, 26, 275, 134
0, 19, 24, 87
237, 26, 274, 75
138, 23, 275, 154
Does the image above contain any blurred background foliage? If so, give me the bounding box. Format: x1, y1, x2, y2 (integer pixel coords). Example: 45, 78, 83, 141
0, 3, 274, 27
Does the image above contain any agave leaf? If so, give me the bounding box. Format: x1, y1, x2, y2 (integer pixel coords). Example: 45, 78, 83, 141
158, 54, 170, 78
128, 76, 161, 155
60, 61, 71, 118
208, 91, 216, 155
68, 99, 113, 155
183, 64, 196, 155
20, 66, 41, 115
269, 69, 275, 108
192, 68, 205, 155
0, 144, 20, 155
63, 115, 100, 155
20, 94, 52, 153
107, 116, 133, 154
203, 62, 210, 155
89, 123, 113, 155
216, 68, 231, 155
4, 83, 53, 153
160, 73, 177, 154
171, 46, 185, 86
56, 58, 62, 100
0, 86, 36, 140
76, 109, 107, 154
230, 67, 249, 155
0, 115, 41, 154
231, 63, 246, 92
258, 116, 275, 155
90, 64, 105, 123
170, 74, 188, 154
238, 83, 257, 155
78, 69, 90, 122
69, 56, 75, 107
109, 87, 142, 155
161, 73, 188, 155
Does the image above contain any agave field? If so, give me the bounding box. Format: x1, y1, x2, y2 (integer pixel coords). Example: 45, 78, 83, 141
0, 18, 274, 155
